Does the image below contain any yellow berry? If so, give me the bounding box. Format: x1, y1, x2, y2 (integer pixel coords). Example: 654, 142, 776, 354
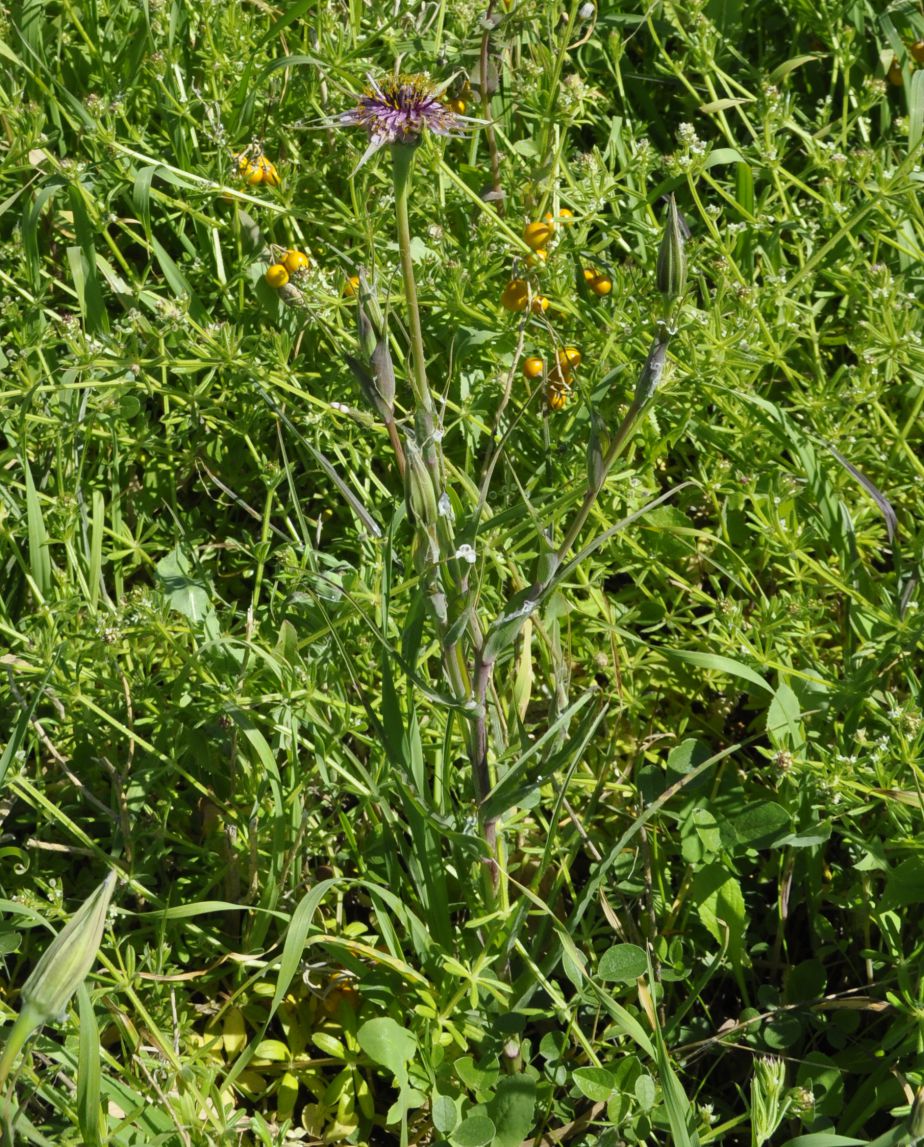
547, 382, 568, 411
265, 263, 290, 288
344, 274, 360, 297
526, 248, 548, 268
911, 41, 924, 64
544, 207, 574, 226
523, 221, 554, 250
557, 346, 581, 372
282, 249, 310, 274
501, 278, 530, 311
446, 98, 466, 115
590, 275, 613, 297
888, 58, 904, 86
260, 158, 281, 186
522, 356, 545, 380
583, 267, 598, 284
242, 162, 263, 186
530, 294, 550, 314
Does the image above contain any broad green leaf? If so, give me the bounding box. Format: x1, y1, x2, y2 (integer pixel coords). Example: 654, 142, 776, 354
385, 1086, 425, 1124
572, 1067, 617, 1102
432, 1091, 458, 1135
773, 822, 832, 848
691, 862, 747, 966
635, 1074, 657, 1111
767, 681, 803, 749
155, 546, 214, 626
882, 857, 924, 909
455, 1056, 500, 1093
357, 1018, 417, 1087
487, 1075, 536, 1147
598, 944, 648, 983
451, 1115, 496, 1147
730, 802, 791, 849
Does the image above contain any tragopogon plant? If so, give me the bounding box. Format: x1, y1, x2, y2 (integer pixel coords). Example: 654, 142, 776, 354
338, 71, 687, 904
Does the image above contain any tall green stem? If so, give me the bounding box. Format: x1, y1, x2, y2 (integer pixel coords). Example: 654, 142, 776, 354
392, 144, 437, 451
391, 145, 474, 721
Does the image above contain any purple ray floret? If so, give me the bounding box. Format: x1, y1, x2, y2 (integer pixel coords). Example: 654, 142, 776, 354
337, 74, 469, 169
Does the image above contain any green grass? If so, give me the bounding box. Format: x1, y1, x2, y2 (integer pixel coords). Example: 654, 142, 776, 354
1, 0, 924, 1144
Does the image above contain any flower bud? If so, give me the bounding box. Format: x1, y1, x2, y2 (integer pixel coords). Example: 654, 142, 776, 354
586, 409, 609, 489
656, 194, 687, 300
370, 338, 396, 408
634, 332, 670, 405
404, 434, 439, 532
22, 872, 116, 1023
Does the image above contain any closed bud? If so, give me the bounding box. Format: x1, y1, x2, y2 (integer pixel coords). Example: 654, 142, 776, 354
22, 872, 116, 1024
371, 338, 396, 408
356, 302, 378, 362
404, 434, 439, 532
586, 409, 609, 489
656, 194, 687, 300
344, 353, 384, 416
634, 332, 670, 405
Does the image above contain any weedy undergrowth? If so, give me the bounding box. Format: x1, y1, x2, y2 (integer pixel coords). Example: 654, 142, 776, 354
1, 1, 924, 1145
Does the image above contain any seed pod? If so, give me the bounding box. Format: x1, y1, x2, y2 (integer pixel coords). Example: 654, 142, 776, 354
656, 194, 687, 300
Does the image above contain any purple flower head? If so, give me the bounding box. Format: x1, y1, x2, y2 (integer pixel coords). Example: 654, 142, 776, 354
337, 73, 470, 170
